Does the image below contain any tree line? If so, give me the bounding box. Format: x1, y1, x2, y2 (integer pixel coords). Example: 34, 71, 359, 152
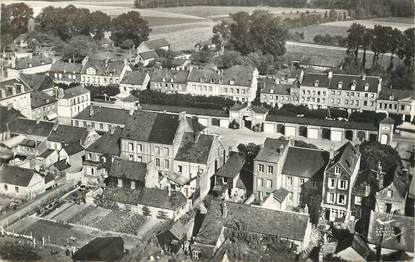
135, 0, 307, 8
1, 3, 150, 61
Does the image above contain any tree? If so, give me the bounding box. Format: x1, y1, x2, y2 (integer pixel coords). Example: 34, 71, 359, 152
371, 25, 391, 69
213, 50, 243, 69
361, 28, 373, 69
346, 23, 365, 61
360, 141, 402, 178
89, 11, 111, 40
1, 3, 33, 41
212, 21, 230, 51
397, 28, 415, 72
62, 35, 98, 62
110, 11, 150, 48
387, 28, 403, 69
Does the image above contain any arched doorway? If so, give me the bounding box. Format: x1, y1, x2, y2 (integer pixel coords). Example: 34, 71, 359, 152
345, 130, 354, 141
277, 124, 285, 135
322, 128, 331, 140
299, 126, 307, 137
357, 131, 366, 142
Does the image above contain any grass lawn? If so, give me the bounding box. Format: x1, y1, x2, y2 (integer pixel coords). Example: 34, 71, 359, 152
322, 18, 414, 31
151, 26, 213, 50
290, 24, 347, 42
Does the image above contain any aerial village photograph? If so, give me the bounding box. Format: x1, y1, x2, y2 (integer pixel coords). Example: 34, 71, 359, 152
0, 0, 414, 261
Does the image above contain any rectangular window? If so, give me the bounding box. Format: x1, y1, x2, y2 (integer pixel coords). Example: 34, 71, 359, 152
257, 178, 263, 187
299, 178, 305, 185
327, 193, 335, 203
266, 179, 272, 188
99, 123, 104, 130
128, 143, 134, 152
339, 180, 348, 190
328, 178, 336, 189
354, 196, 362, 205
137, 144, 142, 152
128, 154, 134, 161
258, 164, 264, 172
268, 166, 273, 174
155, 146, 160, 155
131, 181, 136, 189
164, 147, 169, 156
155, 158, 160, 167
337, 194, 346, 205
164, 159, 169, 169
4, 184, 8, 191
117, 178, 123, 187
178, 165, 182, 173
137, 156, 142, 162
287, 176, 293, 186
15, 186, 19, 192
387, 190, 393, 198
335, 166, 341, 175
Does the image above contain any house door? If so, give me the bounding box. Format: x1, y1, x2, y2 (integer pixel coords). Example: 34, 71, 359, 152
386, 203, 392, 213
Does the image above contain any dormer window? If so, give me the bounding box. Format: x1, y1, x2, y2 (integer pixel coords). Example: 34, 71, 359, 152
162, 78, 166, 82
219, 79, 223, 84
314, 80, 319, 87
170, 78, 174, 82
200, 77, 204, 82
364, 83, 369, 91
229, 79, 235, 85
338, 81, 343, 89
270, 89, 274, 94
335, 166, 341, 175
389, 95, 394, 100
351, 80, 357, 90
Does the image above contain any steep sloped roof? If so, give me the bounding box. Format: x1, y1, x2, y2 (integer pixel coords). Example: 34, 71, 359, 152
86, 127, 122, 156
0, 165, 36, 187
282, 147, 329, 178
8, 118, 54, 137
174, 133, 214, 164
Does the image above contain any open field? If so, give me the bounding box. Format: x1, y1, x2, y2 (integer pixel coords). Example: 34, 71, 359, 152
290, 24, 347, 42
322, 18, 414, 31
151, 26, 213, 50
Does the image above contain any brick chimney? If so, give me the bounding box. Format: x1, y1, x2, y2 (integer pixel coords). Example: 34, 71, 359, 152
221, 202, 228, 218
376, 162, 384, 189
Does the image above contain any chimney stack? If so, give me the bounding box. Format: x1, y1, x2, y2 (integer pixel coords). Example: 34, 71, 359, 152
377, 162, 384, 188
329, 144, 335, 159
89, 106, 94, 117
222, 202, 228, 218
168, 185, 172, 197
328, 71, 333, 79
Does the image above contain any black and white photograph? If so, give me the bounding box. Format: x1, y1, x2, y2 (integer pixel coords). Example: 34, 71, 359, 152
0, 0, 414, 261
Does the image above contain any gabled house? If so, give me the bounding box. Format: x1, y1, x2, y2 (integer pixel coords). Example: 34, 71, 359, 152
72, 237, 125, 262
0, 165, 45, 199
47, 124, 99, 151
56, 85, 91, 125
135, 50, 159, 66
0, 78, 32, 118
107, 158, 157, 189
0, 105, 23, 142
173, 132, 226, 199
150, 69, 189, 94
7, 55, 53, 79
49, 60, 82, 84
137, 38, 170, 54
119, 70, 150, 97
261, 186, 290, 211
375, 167, 408, 215
80, 57, 132, 86
321, 142, 361, 222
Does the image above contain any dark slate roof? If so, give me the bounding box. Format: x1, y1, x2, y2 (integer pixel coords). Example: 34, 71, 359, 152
137, 187, 187, 210
367, 211, 414, 252
188, 65, 256, 87
31, 91, 56, 109
380, 117, 395, 125
74, 106, 131, 126
143, 38, 170, 50
48, 125, 88, 144
282, 147, 329, 178
0, 106, 23, 133
72, 237, 124, 261
378, 88, 415, 101
0, 78, 31, 99
108, 158, 147, 183
38, 149, 55, 159
19, 73, 54, 92
215, 152, 245, 178
14, 55, 53, 70
260, 79, 297, 95
120, 70, 148, 85
54, 159, 71, 171
86, 127, 122, 156
151, 69, 189, 84
121, 111, 180, 145
141, 104, 228, 117
302, 73, 380, 93
8, 118, 54, 137
273, 187, 290, 202
81, 58, 126, 76
326, 142, 360, 175
139, 50, 158, 60
255, 138, 289, 162
230, 104, 268, 114
168, 220, 188, 239
174, 133, 214, 164
0, 165, 36, 187
265, 114, 378, 131
50, 61, 82, 73
63, 143, 84, 156
62, 85, 89, 99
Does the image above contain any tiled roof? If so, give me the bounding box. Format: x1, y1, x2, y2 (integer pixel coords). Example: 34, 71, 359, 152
265, 114, 379, 131
72, 237, 124, 261
61, 85, 89, 99
260, 79, 298, 95
302, 73, 380, 92
38, 149, 55, 159
120, 71, 148, 85
54, 159, 71, 171
50, 61, 82, 73
378, 88, 415, 100
81, 58, 126, 76
0, 106, 23, 132
151, 69, 189, 84
367, 211, 414, 252
230, 104, 269, 114
86, 127, 122, 156
326, 142, 360, 175
108, 158, 147, 183
0, 165, 36, 187
74, 106, 131, 126
282, 146, 329, 178
138, 50, 158, 60
48, 125, 88, 145
121, 111, 180, 145
380, 117, 395, 125
215, 152, 245, 178
188, 65, 256, 87
19, 73, 54, 92
63, 143, 84, 155
14, 55, 53, 70
142, 38, 170, 50
8, 118, 54, 137
0, 78, 31, 99
31, 91, 56, 109
137, 187, 187, 210
174, 132, 214, 164
255, 138, 289, 162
